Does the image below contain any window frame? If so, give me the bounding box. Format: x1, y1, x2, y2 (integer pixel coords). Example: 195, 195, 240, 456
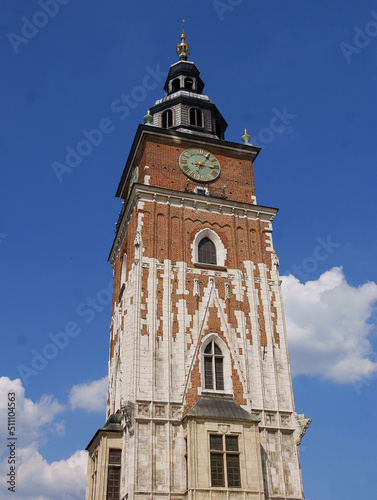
209, 434, 241, 488
200, 334, 233, 396
189, 107, 203, 127
172, 78, 180, 92
106, 448, 122, 500
198, 237, 217, 265
91, 451, 98, 500
191, 228, 226, 268
161, 109, 173, 129
184, 77, 194, 90
204, 341, 224, 391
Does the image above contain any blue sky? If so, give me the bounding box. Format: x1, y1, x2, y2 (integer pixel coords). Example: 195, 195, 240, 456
1, 1, 376, 498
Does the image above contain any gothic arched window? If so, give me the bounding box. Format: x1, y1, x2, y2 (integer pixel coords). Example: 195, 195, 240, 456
198, 237, 216, 265
162, 109, 173, 129
204, 341, 224, 391
189, 107, 203, 127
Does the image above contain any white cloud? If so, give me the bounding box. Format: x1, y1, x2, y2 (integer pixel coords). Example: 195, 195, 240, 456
68, 376, 107, 412
281, 267, 377, 383
0, 443, 87, 500
0, 377, 96, 499
0, 377, 65, 447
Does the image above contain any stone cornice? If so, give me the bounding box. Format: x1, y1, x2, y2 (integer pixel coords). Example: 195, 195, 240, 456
109, 183, 278, 266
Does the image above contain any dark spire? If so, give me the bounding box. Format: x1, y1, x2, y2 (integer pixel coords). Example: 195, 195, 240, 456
147, 23, 228, 140
176, 20, 190, 61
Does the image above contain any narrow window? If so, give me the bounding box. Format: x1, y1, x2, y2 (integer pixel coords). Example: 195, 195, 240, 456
162, 109, 173, 129
121, 253, 127, 284
91, 451, 98, 500
106, 449, 121, 499
184, 77, 194, 90
225, 436, 241, 487
204, 341, 224, 391
210, 435, 225, 487
184, 437, 188, 491
190, 107, 203, 127
210, 435, 240, 488
172, 78, 180, 92
198, 237, 216, 265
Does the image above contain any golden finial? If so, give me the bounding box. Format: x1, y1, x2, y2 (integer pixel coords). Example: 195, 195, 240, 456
176, 19, 190, 61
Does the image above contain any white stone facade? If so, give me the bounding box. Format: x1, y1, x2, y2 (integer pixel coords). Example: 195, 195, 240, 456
87, 186, 311, 500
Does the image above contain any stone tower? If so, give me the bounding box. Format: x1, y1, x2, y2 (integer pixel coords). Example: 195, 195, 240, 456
85, 27, 310, 500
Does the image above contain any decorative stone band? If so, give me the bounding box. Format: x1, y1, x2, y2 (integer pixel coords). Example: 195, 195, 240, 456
135, 401, 183, 422
253, 410, 311, 445
109, 183, 278, 267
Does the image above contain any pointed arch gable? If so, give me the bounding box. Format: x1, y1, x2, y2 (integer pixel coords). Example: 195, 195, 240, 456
200, 333, 233, 396
191, 228, 226, 267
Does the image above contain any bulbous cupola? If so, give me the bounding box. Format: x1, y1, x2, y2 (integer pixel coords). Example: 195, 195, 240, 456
147, 23, 228, 140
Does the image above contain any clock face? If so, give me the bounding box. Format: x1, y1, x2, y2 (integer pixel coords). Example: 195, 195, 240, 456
179, 148, 220, 183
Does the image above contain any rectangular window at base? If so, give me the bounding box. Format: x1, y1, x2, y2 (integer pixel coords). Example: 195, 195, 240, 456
106, 449, 121, 500
210, 434, 240, 488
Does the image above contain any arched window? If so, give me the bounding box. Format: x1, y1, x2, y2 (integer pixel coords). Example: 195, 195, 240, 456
192, 229, 226, 267
204, 341, 224, 391
184, 77, 194, 90
172, 78, 180, 92
161, 109, 173, 129
189, 107, 203, 127
198, 237, 216, 265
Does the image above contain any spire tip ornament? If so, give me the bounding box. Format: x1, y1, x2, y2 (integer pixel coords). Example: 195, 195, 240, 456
176, 19, 190, 61
241, 128, 252, 145
143, 109, 153, 125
